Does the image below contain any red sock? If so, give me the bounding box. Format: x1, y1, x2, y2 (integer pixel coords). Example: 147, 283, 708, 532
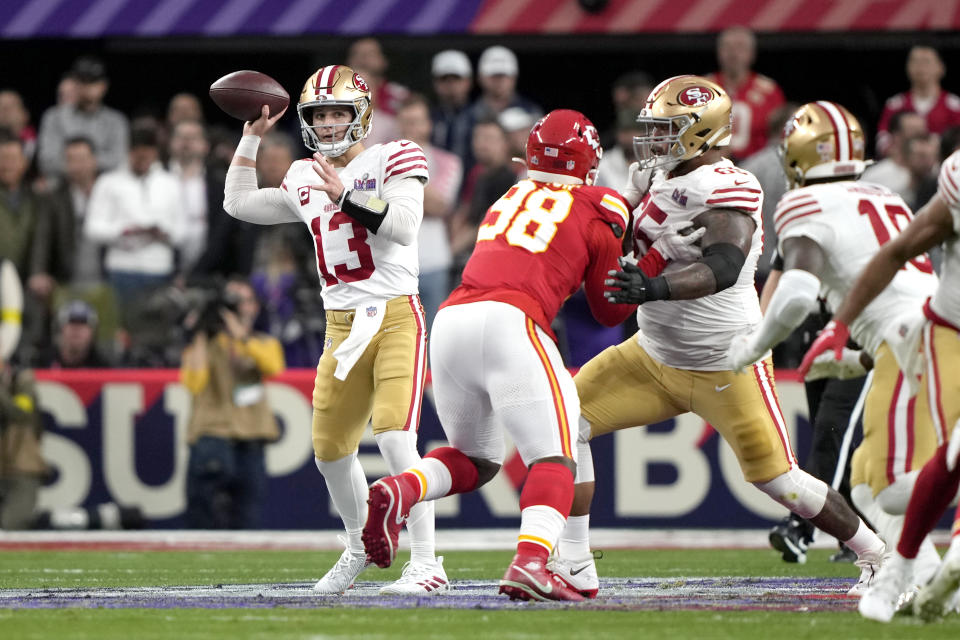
516, 462, 575, 561
898, 443, 960, 558
425, 446, 479, 495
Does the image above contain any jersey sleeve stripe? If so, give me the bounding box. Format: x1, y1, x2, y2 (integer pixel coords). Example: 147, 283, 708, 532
387, 147, 422, 162
940, 163, 960, 205
600, 195, 630, 226
774, 200, 818, 222
705, 195, 760, 204
775, 209, 821, 235
385, 155, 428, 174
711, 187, 762, 194
385, 163, 429, 181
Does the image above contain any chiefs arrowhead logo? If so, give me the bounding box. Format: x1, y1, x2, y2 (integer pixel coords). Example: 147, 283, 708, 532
353, 73, 368, 92
677, 86, 714, 107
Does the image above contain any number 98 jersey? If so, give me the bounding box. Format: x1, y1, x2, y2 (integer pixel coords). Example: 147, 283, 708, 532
775, 180, 938, 355
280, 140, 429, 310
445, 179, 632, 340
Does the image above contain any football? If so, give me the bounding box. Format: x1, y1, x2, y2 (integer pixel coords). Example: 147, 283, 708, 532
209, 70, 289, 121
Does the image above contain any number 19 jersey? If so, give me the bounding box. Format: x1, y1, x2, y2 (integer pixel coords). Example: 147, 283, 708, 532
280, 140, 429, 310
775, 180, 938, 355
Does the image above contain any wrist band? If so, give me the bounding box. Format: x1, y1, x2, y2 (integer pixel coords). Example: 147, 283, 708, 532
235, 135, 261, 160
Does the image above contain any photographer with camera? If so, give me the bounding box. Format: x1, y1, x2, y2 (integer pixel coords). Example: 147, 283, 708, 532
180, 276, 285, 529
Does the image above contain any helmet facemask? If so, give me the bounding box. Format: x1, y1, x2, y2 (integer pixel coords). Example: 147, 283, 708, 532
632, 113, 695, 171
298, 97, 370, 157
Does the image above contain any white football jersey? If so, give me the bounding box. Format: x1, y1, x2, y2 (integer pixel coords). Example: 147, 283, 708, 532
280, 140, 428, 310
634, 158, 764, 370
933, 150, 960, 326
775, 181, 938, 356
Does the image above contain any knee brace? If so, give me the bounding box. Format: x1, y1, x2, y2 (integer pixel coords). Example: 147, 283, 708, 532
876, 471, 918, 516
754, 468, 828, 519
574, 416, 595, 484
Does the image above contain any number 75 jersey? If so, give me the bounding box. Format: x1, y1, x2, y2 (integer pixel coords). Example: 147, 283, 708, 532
774, 180, 938, 355
280, 140, 428, 310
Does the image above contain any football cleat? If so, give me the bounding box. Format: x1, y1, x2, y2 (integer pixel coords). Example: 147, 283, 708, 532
313, 539, 371, 595
913, 550, 960, 622
547, 553, 599, 598
857, 553, 911, 622
362, 476, 418, 569
830, 544, 857, 564
768, 517, 813, 564
499, 553, 585, 602
380, 556, 450, 596
849, 547, 885, 596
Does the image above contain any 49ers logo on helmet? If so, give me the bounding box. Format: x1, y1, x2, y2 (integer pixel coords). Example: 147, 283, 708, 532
677, 86, 714, 107
353, 73, 368, 92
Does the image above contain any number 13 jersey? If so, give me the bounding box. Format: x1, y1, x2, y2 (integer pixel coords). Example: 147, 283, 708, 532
280, 140, 429, 310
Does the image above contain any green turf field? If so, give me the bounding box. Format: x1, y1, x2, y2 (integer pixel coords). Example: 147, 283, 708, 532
2, 548, 958, 639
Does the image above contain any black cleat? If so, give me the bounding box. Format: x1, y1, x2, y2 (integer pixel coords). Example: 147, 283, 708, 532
829, 543, 857, 564
769, 517, 814, 564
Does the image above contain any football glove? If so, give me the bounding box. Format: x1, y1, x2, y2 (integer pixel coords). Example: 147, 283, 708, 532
604, 259, 670, 305
798, 319, 851, 378
650, 221, 705, 262
621, 162, 654, 209
803, 348, 868, 381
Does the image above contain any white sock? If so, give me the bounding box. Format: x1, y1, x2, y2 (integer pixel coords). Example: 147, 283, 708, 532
315, 454, 367, 555
844, 519, 885, 557
558, 514, 591, 559
375, 430, 436, 564
413, 457, 454, 501
519, 505, 566, 556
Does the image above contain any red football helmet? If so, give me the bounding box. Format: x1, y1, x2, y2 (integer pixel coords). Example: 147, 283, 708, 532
526, 109, 603, 184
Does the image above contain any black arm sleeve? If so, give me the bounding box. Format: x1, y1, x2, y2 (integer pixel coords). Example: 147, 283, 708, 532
698, 242, 746, 291
340, 189, 389, 234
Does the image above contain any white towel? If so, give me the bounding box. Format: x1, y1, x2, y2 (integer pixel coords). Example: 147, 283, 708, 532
882, 310, 926, 396
333, 300, 387, 381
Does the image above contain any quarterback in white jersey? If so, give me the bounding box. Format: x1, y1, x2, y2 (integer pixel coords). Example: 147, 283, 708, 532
727, 102, 942, 594
554, 78, 884, 598
805, 149, 960, 622
222, 64, 445, 597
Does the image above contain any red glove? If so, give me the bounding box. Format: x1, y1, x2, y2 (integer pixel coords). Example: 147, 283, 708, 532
798, 319, 850, 378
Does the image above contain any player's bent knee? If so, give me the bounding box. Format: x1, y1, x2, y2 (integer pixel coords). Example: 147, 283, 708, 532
469, 457, 501, 487
876, 471, 918, 515
753, 468, 828, 519
531, 455, 576, 476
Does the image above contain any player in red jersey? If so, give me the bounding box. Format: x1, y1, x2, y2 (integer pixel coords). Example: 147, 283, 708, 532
361, 109, 701, 602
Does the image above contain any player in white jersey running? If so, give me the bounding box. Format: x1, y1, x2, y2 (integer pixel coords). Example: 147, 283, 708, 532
550, 76, 885, 598
222, 65, 445, 596
803, 149, 960, 622
726, 101, 942, 592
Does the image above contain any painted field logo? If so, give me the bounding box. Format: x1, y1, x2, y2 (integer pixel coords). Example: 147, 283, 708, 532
677, 86, 714, 107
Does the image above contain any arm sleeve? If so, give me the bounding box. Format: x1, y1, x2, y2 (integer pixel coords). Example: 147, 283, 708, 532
238, 336, 286, 377
100, 113, 129, 172
36, 108, 63, 178
179, 364, 210, 395
223, 164, 301, 225
373, 176, 425, 246
584, 219, 637, 327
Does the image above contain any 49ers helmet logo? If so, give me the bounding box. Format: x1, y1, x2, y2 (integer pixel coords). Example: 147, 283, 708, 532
677, 86, 714, 107
353, 73, 368, 92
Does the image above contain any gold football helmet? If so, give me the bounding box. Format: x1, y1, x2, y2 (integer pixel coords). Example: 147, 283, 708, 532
297, 65, 373, 157
781, 101, 867, 189
633, 75, 732, 171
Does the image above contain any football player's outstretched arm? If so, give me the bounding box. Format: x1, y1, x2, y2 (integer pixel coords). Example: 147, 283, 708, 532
584, 220, 637, 326
223, 105, 300, 225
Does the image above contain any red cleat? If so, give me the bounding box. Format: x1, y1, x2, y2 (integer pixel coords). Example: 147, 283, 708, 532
362, 476, 417, 568
498, 553, 585, 602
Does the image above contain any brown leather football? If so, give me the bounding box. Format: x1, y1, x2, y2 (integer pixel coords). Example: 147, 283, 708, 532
209, 70, 289, 121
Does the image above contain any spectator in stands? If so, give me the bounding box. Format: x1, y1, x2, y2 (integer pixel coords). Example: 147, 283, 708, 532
595, 109, 643, 190
470, 46, 541, 123
903, 132, 940, 211
50, 137, 102, 288
431, 49, 476, 173
397, 94, 463, 324
347, 37, 409, 146
707, 26, 785, 160
601, 71, 653, 147
739, 103, 799, 283
862, 110, 927, 198
498, 107, 536, 178
84, 125, 184, 327
167, 93, 204, 128
876, 46, 960, 157
56, 74, 78, 108
34, 300, 110, 368
37, 57, 129, 182
450, 117, 517, 284
0, 90, 36, 163
181, 277, 284, 529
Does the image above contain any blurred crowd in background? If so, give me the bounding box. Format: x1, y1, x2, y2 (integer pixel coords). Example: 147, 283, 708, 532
2, 29, 960, 373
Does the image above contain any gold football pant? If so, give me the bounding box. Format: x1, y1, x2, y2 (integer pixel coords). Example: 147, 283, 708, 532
850, 342, 939, 497
576, 337, 795, 483
312, 295, 427, 461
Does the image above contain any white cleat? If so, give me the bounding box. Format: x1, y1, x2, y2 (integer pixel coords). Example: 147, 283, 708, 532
858, 553, 912, 623
314, 541, 371, 595
849, 547, 884, 596
547, 554, 599, 598
913, 551, 960, 622
379, 556, 450, 596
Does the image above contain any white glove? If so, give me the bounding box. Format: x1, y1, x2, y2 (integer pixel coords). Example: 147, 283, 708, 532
726, 332, 765, 374
650, 221, 705, 262
803, 348, 867, 381
621, 161, 654, 209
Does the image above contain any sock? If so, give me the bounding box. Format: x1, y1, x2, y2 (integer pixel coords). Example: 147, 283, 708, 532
375, 431, 436, 564
516, 462, 575, 562
558, 514, 591, 559
843, 519, 884, 558
898, 443, 960, 559
315, 454, 367, 555
400, 446, 478, 501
